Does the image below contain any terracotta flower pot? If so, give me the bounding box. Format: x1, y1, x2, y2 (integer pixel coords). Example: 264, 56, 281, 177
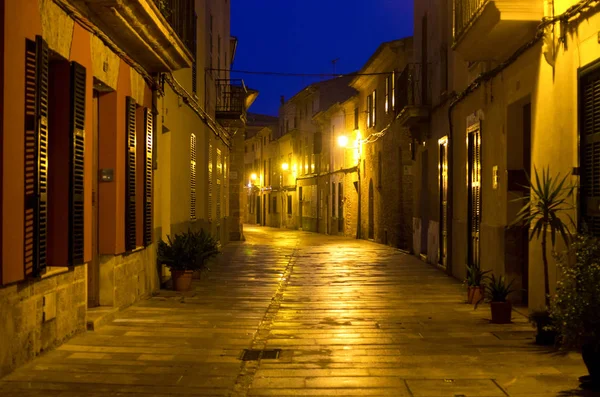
172, 270, 194, 291
467, 286, 484, 304
490, 301, 512, 324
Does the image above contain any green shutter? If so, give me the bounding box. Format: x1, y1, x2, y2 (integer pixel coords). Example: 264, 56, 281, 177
581, 69, 600, 236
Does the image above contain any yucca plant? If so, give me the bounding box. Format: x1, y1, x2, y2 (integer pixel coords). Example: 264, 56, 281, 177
510, 166, 575, 307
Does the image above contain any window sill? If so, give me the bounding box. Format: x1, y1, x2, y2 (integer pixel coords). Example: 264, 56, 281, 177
41, 266, 70, 280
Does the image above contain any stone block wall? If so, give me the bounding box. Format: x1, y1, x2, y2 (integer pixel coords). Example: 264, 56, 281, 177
0, 266, 87, 378
99, 247, 158, 309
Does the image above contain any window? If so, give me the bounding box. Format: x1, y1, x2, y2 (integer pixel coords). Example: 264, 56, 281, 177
192, 14, 197, 94
392, 69, 397, 110
332, 183, 337, 218
268, 193, 271, 213
367, 95, 373, 128
287, 195, 293, 214
217, 35, 221, 77
354, 107, 359, 130
209, 14, 213, 70
272, 196, 277, 213
208, 143, 213, 221
371, 90, 377, 127
385, 76, 390, 114
294, 115, 298, 129
286, 119, 289, 133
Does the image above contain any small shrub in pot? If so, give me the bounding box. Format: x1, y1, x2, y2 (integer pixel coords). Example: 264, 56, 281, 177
157, 229, 220, 291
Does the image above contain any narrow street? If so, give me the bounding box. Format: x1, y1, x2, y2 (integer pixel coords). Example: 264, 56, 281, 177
0, 226, 588, 396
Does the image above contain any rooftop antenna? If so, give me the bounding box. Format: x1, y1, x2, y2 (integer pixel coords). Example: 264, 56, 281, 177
332, 58, 340, 76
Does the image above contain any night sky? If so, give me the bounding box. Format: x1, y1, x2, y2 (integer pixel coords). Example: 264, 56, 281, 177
231, 0, 414, 117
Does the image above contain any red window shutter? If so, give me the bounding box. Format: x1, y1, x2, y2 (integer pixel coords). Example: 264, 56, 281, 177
69, 61, 86, 264
24, 36, 49, 278
143, 108, 153, 246
125, 97, 137, 251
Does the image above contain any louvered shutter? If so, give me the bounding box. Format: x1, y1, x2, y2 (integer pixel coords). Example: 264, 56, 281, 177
125, 97, 136, 251
69, 62, 86, 264
190, 133, 197, 221
581, 70, 600, 237
469, 127, 481, 267
208, 143, 213, 222
143, 108, 153, 245
216, 148, 222, 223
24, 36, 49, 277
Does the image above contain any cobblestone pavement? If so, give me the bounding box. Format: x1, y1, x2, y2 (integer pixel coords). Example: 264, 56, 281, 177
0, 226, 592, 396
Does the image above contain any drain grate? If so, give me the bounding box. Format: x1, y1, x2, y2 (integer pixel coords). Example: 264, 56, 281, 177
240, 349, 281, 361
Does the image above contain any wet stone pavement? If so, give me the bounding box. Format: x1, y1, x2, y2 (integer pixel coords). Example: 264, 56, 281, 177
0, 226, 592, 396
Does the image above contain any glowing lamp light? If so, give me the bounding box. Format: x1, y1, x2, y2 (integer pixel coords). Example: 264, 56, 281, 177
250, 173, 257, 181
338, 135, 349, 148
281, 163, 289, 171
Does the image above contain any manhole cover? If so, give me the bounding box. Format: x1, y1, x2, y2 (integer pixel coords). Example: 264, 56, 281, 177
240, 349, 281, 361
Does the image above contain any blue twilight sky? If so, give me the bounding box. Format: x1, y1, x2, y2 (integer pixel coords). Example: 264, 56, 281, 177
230, 0, 414, 117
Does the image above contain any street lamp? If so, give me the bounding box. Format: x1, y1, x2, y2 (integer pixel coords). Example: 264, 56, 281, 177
337, 131, 362, 239
250, 173, 257, 181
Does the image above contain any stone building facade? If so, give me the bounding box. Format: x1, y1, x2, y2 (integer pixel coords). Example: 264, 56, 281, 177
411, 0, 600, 309
0, 0, 250, 377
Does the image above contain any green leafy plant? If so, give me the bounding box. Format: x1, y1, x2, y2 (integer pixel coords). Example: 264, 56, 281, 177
485, 275, 516, 302
510, 166, 575, 307
549, 233, 600, 348
465, 263, 491, 287
475, 275, 516, 309
157, 229, 220, 272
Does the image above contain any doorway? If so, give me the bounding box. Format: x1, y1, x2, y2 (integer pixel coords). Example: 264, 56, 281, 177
256, 195, 261, 225
467, 123, 482, 269
421, 150, 429, 256
298, 186, 303, 230
439, 138, 449, 269
88, 90, 100, 308
368, 179, 374, 239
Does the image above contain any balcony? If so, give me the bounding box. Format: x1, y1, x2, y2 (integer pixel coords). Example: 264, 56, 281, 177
453, 0, 544, 62
395, 63, 430, 128
68, 0, 194, 72
216, 80, 251, 128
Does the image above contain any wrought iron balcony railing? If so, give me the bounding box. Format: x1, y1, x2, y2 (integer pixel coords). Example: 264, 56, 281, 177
216, 79, 247, 114
454, 0, 488, 42
396, 63, 427, 113
152, 0, 195, 54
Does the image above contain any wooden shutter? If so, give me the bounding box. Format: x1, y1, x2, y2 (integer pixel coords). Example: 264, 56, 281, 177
143, 108, 153, 245
24, 36, 49, 277
190, 133, 196, 221
216, 148, 221, 222
125, 97, 136, 251
208, 143, 213, 221
581, 69, 600, 236
468, 125, 481, 267
69, 62, 86, 264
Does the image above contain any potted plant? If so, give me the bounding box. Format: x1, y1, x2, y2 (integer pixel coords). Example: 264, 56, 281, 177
157, 229, 220, 291
550, 233, 600, 389
529, 309, 557, 346
465, 263, 490, 304
510, 167, 574, 342
476, 274, 515, 324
